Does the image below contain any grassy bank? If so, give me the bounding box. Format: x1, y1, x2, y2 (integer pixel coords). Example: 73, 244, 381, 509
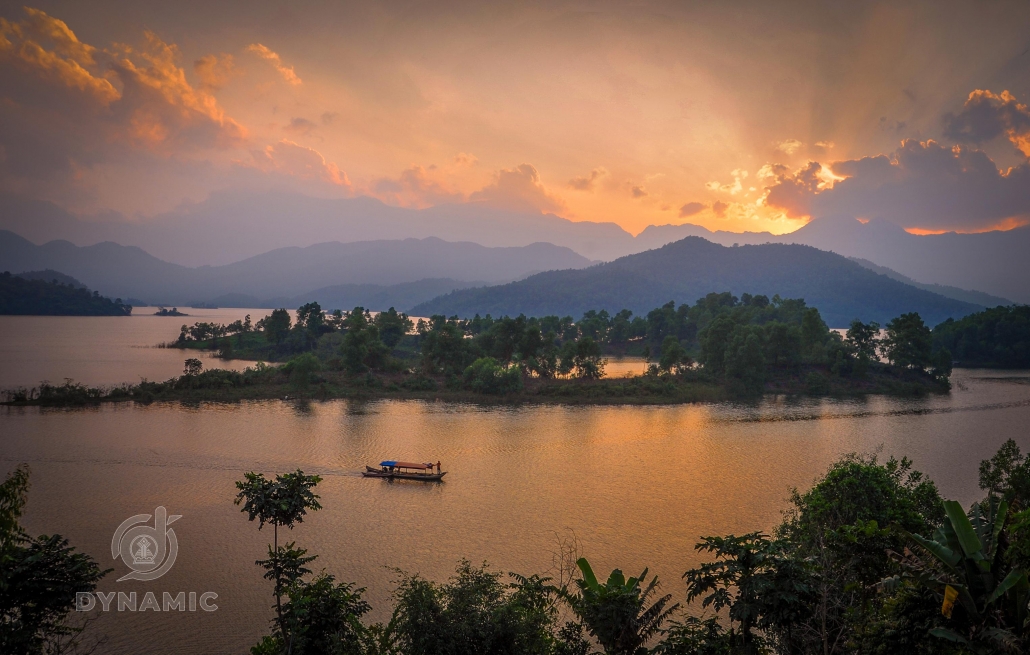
1, 360, 947, 408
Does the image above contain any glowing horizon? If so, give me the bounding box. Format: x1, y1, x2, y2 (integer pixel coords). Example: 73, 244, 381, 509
2, 1, 1030, 239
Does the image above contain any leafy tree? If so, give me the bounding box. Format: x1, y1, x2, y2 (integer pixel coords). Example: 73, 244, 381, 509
184, 357, 203, 377
374, 308, 413, 349
684, 533, 812, 654
777, 454, 944, 654
655, 336, 690, 375
881, 313, 933, 370
723, 327, 766, 394
235, 470, 323, 640
419, 315, 475, 376
284, 352, 322, 388
262, 308, 293, 346
394, 561, 559, 655
0, 466, 108, 655
340, 307, 389, 375
570, 338, 606, 379
979, 439, 1030, 508
655, 616, 732, 655
256, 573, 371, 655
567, 558, 677, 655
846, 319, 881, 361
463, 357, 524, 395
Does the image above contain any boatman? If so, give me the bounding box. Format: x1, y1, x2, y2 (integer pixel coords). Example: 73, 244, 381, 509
437, 461, 442, 473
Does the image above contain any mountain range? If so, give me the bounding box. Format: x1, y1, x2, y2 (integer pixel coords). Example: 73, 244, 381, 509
2, 191, 1027, 303
0, 231, 588, 306
412, 237, 983, 327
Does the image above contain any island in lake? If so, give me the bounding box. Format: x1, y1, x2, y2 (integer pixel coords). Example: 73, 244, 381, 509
0, 271, 132, 316
6, 292, 971, 406
154, 306, 188, 316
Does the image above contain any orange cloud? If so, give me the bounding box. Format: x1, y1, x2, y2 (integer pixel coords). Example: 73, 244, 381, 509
108, 31, 247, 149
568, 167, 607, 191
246, 43, 301, 85
248, 139, 350, 187
371, 165, 463, 208
469, 164, 566, 214
193, 53, 235, 93
0, 7, 118, 104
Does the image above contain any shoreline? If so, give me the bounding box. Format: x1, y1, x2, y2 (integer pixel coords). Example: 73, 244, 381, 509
0, 364, 949, 408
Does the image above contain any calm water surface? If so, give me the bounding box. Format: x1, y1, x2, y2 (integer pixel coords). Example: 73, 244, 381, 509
0, 307, 288, 390
1, 370, 1028, 654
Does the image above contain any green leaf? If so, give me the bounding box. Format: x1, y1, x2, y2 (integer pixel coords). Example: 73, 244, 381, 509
944, 500, 983, 560
986, 569, 1027, 606
929, 627, 970, 645
910, 532, 961, 570
576, 558, 599, 589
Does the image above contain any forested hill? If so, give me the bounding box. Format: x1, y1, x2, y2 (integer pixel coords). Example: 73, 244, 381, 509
0, 271, 132, 315
412, 237, 981, 327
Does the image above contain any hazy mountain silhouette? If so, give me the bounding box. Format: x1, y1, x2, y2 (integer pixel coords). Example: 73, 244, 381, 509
2, 192, 1026, 302
0, 231, 590, 306
846, 257, 1012, 308
412, 237, 983, 327
202, 279, 482, 312
638, 216, 1030, 304
0, 192, 633, 265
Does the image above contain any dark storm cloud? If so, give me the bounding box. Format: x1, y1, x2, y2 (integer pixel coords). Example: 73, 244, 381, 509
764, 139, 1030, 231
943, 89, 1030, 155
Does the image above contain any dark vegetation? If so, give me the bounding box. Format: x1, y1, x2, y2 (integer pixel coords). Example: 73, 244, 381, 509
411, 238, 982, 327
932, 305, 1030, 368
0, 466, 108, 655
154, 306, 188, 316
4, 293, 951, 406
0, 271, 131, 316
10, 437, 1030, 653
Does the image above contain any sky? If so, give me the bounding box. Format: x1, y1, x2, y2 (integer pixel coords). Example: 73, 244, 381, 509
2, 0, 1030, 237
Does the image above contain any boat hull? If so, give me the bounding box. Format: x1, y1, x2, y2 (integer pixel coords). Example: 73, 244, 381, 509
363, 465, 445, 481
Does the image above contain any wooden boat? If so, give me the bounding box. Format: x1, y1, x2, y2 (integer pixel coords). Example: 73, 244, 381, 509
363, 460, 446, 482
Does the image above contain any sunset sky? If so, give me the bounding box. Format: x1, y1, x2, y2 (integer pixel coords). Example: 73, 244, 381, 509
2, 0, 1030, 237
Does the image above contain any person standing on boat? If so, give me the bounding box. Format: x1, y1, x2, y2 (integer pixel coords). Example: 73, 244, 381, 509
436, 461, 441, 473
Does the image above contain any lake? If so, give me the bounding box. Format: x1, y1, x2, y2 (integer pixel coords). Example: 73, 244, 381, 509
1, 314, 1029, 654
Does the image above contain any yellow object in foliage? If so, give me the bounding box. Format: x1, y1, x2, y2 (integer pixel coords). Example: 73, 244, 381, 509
942, 585, 959, 618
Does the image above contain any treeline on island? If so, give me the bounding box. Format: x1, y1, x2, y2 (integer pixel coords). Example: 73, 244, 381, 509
161, 292, 951, 399
2, 292, 960, 406
9, 439, 1030, 654
0, 271, 132, 316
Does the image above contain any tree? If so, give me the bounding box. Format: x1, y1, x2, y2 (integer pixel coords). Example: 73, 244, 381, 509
463, 357, 524, 395
846, 319, 880, 361
184, 358, 203, 377
235, 470, 323, 640
655, 336, 691, 375
0, 466, 108, 655
683, 534, 812, 655
567, 558, 677, 655
393, 560, 560, 655
340, 307, 389, 375
723, 327, 766, 394
881, 313, 933, 370
571, 337, 605, 380
262, 308, 293, 346
374, 308, 413, 349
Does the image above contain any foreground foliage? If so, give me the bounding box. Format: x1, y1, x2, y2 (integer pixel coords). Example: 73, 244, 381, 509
226, 440, 1030, 655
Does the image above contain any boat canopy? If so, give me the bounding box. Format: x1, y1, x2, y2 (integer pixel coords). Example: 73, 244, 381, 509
380, 460, 433, 470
